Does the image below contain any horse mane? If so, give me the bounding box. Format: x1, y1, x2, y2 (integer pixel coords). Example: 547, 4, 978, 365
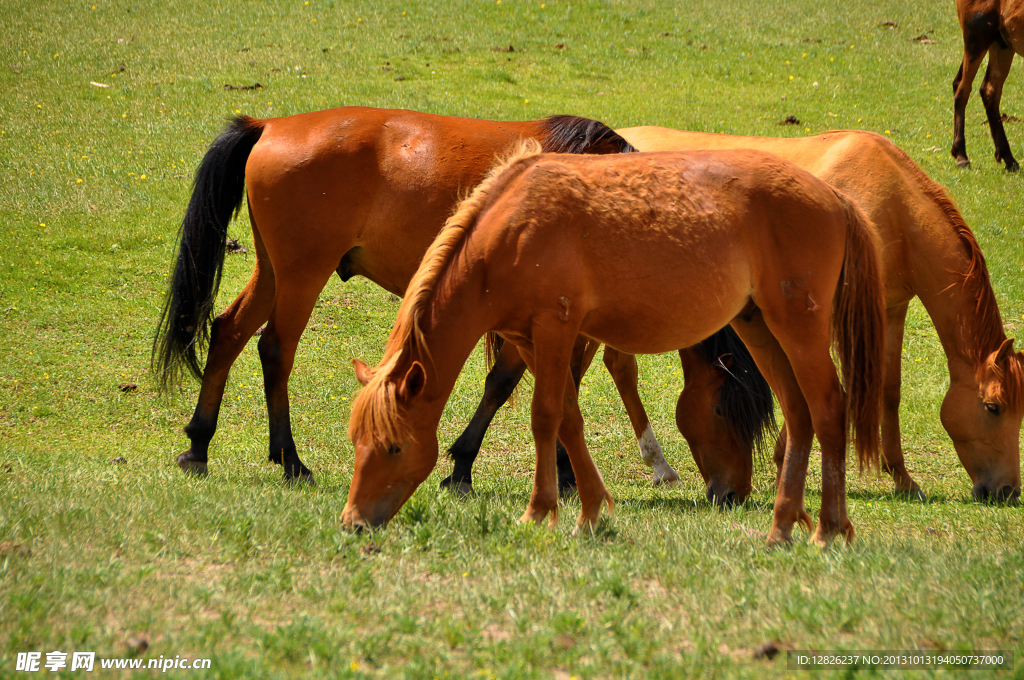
349, 139, 546, 447
873, 134, 1024, 409
479, 116, 637, 370
695, 326, 777, 458
537, 115, 638, 154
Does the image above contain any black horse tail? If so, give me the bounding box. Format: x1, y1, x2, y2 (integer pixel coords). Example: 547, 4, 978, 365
152, 116, 265, 390
695, 325, 777, 457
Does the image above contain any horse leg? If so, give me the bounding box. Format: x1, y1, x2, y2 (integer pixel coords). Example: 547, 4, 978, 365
952, 14, 996, 167
604, 347, 679, 485
258, 276, 333, 483
556, 372, 614, 534
980, 44, 1019, 171
179, 228, 276, 474
878, 302, 923, 497
761, 316, 853, 545
730, 311, 815, 544
553, 337, 602, 497
771, 423, 787, 487
441, 338, 527, 495
516, 326, 580, 527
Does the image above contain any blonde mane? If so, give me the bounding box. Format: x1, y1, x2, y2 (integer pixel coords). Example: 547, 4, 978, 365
348, 139, 545, 446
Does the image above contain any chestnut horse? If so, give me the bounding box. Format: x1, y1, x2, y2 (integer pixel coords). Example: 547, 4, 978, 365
447, 127, 1024, 504
152, 108, 769, 485
614, 127, 1024, 503
951, 0, 1024, 170
344, 143, 885, 545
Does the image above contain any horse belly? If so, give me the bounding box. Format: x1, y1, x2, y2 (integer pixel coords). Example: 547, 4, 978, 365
579, 255, 752, 355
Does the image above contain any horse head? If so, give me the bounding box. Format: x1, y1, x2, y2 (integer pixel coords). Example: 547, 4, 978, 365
941, 338, 1023, 503
342, 353, 439, 529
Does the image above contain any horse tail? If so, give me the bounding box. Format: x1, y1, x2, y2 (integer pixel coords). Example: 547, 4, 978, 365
831, 190, 885, 471
152, 116, 265, 390
695, 325, 777, 457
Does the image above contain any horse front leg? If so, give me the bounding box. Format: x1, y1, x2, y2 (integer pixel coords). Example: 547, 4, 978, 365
557, 372, 614, 534
516, 324, 582, 528
878, 302, 924, 498
952, 13, 996, 167
442, 337, 528, 496
257, 278, 331, 484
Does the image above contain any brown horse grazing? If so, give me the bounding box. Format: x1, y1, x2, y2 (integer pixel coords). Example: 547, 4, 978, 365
151, 108, 641, 482
344, 143, 886, 545
616, 127, 1024, 503
951, 0, 1024, 170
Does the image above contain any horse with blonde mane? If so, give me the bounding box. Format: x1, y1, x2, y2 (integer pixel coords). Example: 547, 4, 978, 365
152, 107, 771, 488
345, 142, 886, 545
455, 127, 1023, 505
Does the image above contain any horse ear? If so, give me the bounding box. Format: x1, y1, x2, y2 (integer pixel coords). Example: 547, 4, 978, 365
352, 358, 374, 386
398, 361, 427, 401
995, 337, 1015, 366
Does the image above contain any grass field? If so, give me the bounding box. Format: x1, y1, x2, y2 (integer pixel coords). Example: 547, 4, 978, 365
1, 0, 1023, 677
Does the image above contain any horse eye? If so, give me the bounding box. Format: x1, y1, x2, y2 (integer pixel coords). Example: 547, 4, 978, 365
984, 402, 1001, 416
387, 443, 402, 455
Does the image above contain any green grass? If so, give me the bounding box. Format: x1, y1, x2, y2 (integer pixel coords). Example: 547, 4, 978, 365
1, 0, 1022, 677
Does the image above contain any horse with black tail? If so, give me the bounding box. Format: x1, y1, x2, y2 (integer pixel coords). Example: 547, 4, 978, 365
154, 108, 768, 486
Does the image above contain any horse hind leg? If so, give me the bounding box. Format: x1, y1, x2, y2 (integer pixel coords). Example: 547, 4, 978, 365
980, 44, 1019, 171
604, 347, 679, 486
952, 12, 998, 167
258, 273, 335, 484
179, 239, 276, 475
729, 311, 815, 545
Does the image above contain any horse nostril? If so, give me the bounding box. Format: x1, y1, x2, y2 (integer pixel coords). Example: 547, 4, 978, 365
705, 484, 717, 504
971, 482, 990, 501
721, 490, 738, 507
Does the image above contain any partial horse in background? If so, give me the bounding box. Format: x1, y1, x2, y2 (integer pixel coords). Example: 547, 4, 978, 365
951, 0, 1024, 170
344, 144, 885, 545
617, 127, 1023, 503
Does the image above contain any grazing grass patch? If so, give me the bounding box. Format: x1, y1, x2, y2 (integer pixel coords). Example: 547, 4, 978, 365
1, 0, 1022, 677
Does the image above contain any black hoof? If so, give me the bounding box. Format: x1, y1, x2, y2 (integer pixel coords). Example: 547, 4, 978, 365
283, 462, 315, 486
176, 451, 208, 476
440, 475, 475, 498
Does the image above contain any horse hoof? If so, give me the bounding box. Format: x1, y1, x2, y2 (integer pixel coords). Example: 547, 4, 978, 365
176, 452, 208, 476
284, 471, 316, 487
955, 158, 971, 168
1007, 161, 1020, 172
652, 471, 681, 487
765, 528, 793, 548
894, 486, 926, 502
444, 480, 475, 498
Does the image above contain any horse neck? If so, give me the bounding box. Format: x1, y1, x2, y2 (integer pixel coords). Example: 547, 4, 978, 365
410, 268, 496, 417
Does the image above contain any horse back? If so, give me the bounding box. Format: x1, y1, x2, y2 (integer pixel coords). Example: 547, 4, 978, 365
473, 150, 850, 354
240, 107, 541, 292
